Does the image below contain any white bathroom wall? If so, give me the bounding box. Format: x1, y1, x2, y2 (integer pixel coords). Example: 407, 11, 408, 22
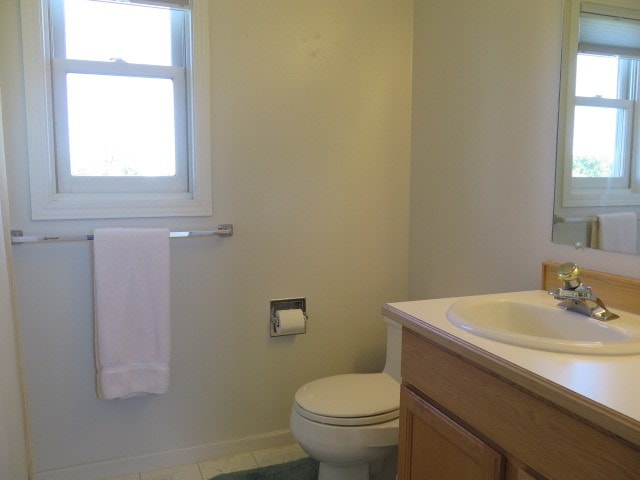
0, 1, 413, 478
409, 0, 640, 300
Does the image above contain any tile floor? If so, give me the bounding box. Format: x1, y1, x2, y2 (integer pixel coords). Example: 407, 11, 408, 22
104, 443, 308, 480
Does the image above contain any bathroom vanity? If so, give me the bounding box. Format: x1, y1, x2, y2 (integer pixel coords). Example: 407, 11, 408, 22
384, 263, 640, 480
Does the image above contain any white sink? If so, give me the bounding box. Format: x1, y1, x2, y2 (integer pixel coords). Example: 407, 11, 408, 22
446, 291, 640, 355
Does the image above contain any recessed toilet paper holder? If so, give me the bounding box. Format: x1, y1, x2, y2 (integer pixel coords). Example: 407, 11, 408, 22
270, 298, 308, 337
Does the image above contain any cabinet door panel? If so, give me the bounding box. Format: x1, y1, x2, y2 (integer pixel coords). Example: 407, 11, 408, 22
399, 386, 503, 480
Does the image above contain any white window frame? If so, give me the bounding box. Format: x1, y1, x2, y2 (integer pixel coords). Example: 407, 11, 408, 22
571, 94, 634, 190
20, 0, 212, 219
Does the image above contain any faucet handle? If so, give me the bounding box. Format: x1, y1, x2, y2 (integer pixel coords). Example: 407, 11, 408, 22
557, 262, 582, 289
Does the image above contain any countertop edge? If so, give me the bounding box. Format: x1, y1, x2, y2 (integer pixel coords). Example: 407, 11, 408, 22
382, 302, 640, 450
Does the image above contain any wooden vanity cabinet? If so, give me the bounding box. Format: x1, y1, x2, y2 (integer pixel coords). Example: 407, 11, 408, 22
398, 328, 640, 480
399, 385, 503, 479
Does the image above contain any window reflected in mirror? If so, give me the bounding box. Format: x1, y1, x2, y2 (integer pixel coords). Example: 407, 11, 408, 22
572, 55, 631, 185
553, 0, 640, 255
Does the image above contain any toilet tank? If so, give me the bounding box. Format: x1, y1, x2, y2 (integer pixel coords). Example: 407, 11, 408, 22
382, 317, 401, 383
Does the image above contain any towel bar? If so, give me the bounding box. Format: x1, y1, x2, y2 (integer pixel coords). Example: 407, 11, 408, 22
553, 215, 640, 224
10, 224, 233, 244
553, 215, 598, 224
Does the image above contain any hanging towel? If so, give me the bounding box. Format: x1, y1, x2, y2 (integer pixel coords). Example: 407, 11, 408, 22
94, 228, 171, 399
597, 212, 637, 255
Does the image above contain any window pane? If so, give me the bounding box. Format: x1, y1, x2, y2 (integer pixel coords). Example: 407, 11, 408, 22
66, 74, 176, 177
575, 54, 621, 99
62, 0, 175, 66
572, 105, 625, 178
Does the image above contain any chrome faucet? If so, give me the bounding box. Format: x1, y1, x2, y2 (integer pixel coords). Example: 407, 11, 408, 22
548, 262, 619, 321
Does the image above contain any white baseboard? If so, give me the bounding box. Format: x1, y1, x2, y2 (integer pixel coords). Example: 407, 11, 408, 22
34, 429, 295, 480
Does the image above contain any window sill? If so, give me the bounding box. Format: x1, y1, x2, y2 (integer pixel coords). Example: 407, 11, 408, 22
31, 191, 212, 220
563, 188, 640, 208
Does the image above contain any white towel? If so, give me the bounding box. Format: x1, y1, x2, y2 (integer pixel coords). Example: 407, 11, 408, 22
597, 212, 637, 255
94, 228, 171, 399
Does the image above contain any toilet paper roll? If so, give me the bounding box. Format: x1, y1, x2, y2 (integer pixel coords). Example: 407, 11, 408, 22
274, 309, 306, 336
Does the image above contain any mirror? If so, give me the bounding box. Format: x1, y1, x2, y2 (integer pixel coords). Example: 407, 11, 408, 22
553, 0, 640, 255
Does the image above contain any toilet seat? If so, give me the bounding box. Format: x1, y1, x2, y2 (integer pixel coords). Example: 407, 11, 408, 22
294, 373, 399, 426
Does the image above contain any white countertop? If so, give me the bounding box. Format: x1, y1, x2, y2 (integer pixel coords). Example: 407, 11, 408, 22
384, 290, 640, 446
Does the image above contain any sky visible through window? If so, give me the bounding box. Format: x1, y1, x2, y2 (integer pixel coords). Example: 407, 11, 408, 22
573, 54, 624, 177
63, 0, 177, 177
572, 54, 622, 178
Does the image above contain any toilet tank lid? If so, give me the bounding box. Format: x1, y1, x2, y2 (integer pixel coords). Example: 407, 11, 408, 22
294, 373, 399, 418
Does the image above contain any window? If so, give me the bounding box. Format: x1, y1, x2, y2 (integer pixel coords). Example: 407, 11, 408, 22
559, 3, 640, 207
20, 0, 211, 219
571, 53, 635, 189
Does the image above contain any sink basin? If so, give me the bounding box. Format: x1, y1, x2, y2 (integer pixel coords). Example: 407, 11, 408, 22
446, 291, 640, 355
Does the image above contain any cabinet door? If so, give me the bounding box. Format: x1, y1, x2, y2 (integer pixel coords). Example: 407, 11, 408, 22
399, 386, 503, 480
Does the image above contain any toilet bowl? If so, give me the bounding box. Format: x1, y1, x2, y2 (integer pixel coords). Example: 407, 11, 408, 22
290, 318, 401, 480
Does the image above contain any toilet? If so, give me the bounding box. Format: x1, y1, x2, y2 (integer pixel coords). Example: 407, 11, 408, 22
290, 318, 401, 480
